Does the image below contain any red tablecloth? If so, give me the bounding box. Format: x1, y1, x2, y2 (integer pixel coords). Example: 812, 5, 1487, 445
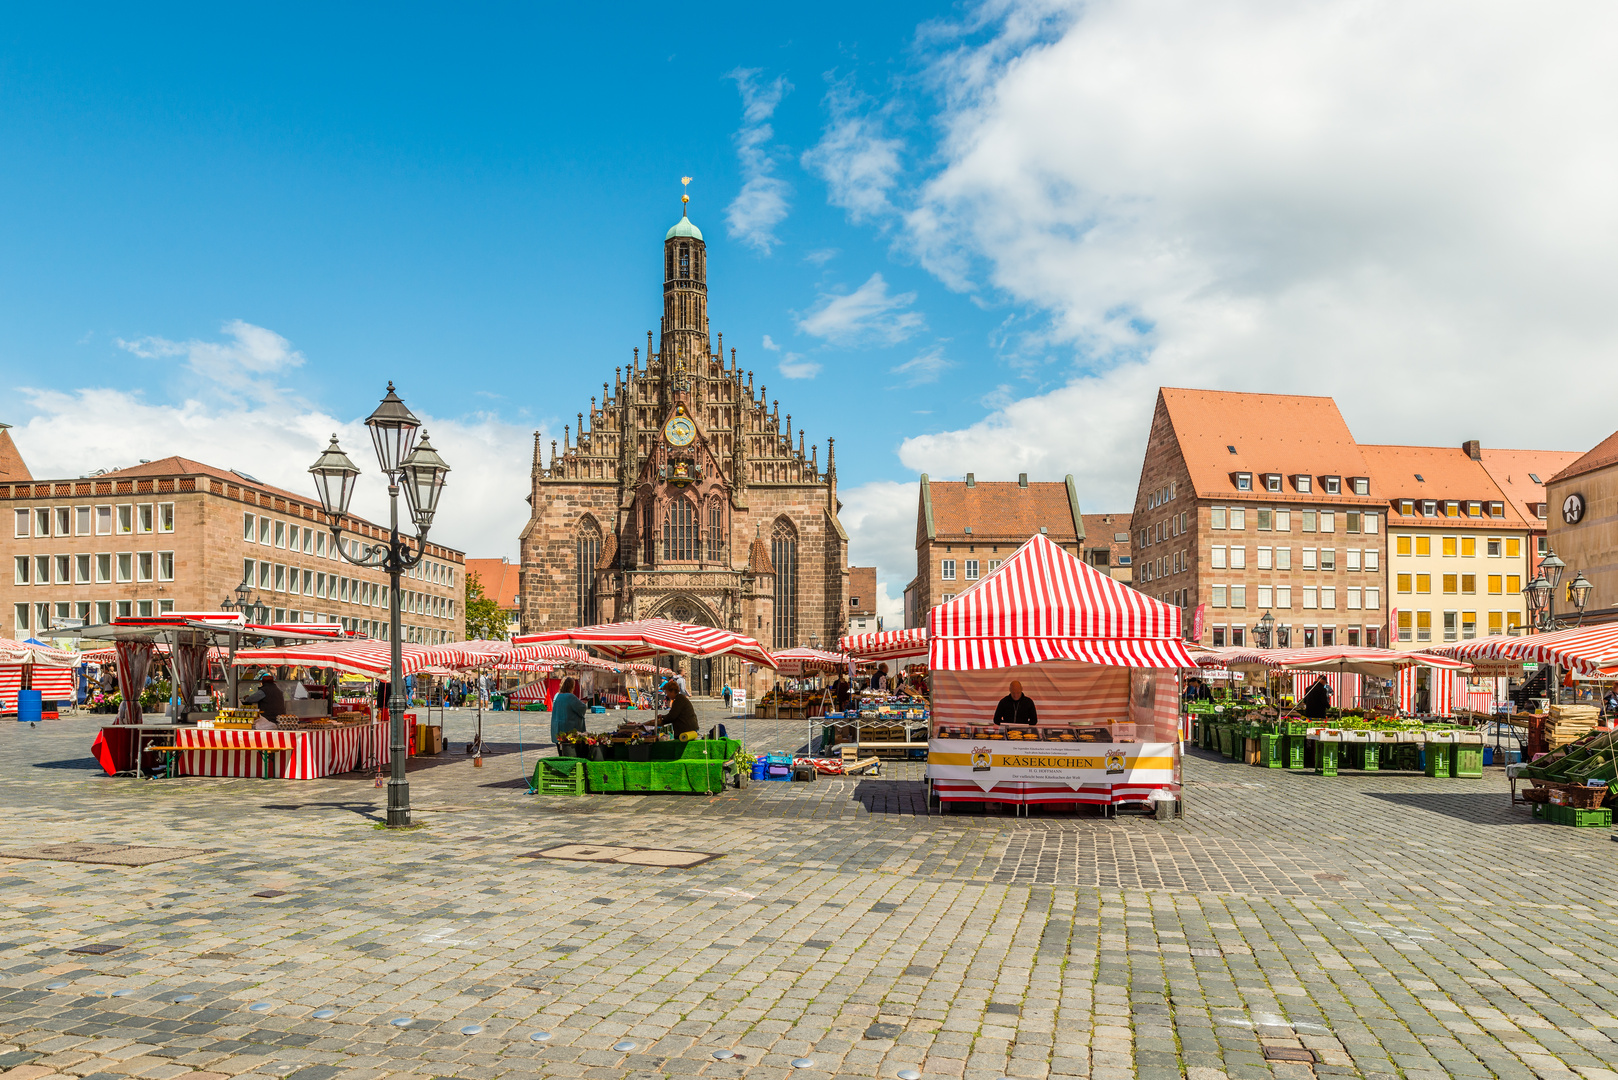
173, 721, 384, 778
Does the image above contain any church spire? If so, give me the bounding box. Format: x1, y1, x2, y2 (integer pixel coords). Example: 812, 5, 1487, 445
661, 178, 708, 402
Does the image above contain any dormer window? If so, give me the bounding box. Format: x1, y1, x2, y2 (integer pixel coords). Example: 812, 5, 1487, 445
1233, 472, 1252, 491
1263, 473, 1282, 492
1351, 477, 1369, 495
1421, 500, 1437, 516
1466, 501, 1481, 516
1533, 502, 1545, 520
1398, 499, 1414, 516
1492, 501, 1507, 518
1323, 476, 1341, 495
1444, 501, 1460, 517
1294, 475, 1312, 493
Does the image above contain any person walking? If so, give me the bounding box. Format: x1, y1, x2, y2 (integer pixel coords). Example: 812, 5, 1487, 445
722, 683, 732, 708
550, 677, 587, 747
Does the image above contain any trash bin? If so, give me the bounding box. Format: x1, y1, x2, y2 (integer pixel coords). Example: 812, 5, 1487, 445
15, 689, 42, 724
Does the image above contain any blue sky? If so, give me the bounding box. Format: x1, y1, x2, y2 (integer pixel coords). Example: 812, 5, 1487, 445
6, 2, 1618, 623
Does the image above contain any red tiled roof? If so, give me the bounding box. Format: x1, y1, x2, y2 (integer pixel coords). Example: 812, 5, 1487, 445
1477, 447, 1582, 526
1158, 388, 1377, 504
1550, 429, 1618, 485
465, 558, 520, 610
1359, 443, 1527, 529
848, 566, 877, 616
926, 479, 1078, 540
1080, 513, 1133, 561
748, 537, 775, 575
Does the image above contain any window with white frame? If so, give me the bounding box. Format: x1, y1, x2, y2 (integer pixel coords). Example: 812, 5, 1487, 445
1347, 588, 1362, 610
54, 555, 69, 583
1320, 548, 1335, 571
275, 521, 287, 548
1320, 511, 1335, 533
34, 508, 50, 536
158, 552, 174, 581
1302, 586, 1318, 609
964, 559, 980, 580
13, 556, 28, 584
1210, 545, 1226, 569
1230, 585, 1247, 608
96, 505, 112, 534
137, 504, 154, 533
116, 505, 133, 533
1258, 585, 1273, 607
158, 503, 174, 532
244, 513, 256, 541
116, 553, 133, 582
75, 554, 91, 583
275, 564, 287, 591
1256, 546, 1272, 570
1365, 549, 1379, 571
1365, 587, 1380, 609
259, 562, 272, 589
54, 507, 70, 536
96, 553, 111, 583
1302, 547, 1317, 570
941, 559, 956, 581
1230, 546, 1246, 569
1211, 507, 1227, 529
1229, 508, 1246, 530
1211, 585, 1227, 607
33, 555, 49, 584
136, 552, 153, 582
1276, 585, 1293, 608
76, 506, 91, 535
1346, 548, 1361, 571
14, 509, 29, 538
1320, 587, 1336, 609
259, 518, 272, 544
1275, 546, 1292, 570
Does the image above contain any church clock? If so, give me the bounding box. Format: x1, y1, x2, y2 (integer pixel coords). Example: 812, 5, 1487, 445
664, 410, 696, 447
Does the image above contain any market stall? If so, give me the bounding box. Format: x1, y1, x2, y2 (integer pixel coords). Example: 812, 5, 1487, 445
0, 637, 79, 720
925, 534, 1196, 814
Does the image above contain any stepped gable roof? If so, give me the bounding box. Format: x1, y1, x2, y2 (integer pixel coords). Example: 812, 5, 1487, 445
1359, 443, 1527, 528
0, 428, 30, 482
848, 567, 877, 616
1158, 388, 1374, 503
1549, 429, 1618, 485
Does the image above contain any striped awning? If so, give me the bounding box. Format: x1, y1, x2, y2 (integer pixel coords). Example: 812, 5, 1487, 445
773, 647, 852, 675
514, 619, 777, 669
837, 628, 928, 663
232, 640, 456, 679
427, 640, 591, 670
1425, 622, 1618, 677
1200, 645, 1469, 674
927, 533, 1198, 671
0, 638, 79, 668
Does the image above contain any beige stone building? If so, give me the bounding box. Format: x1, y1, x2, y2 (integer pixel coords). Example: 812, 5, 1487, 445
1546, 430, 1618, 624
518, 207, 848, 694
903, 473, 1121, 629
3, 453, 465, 642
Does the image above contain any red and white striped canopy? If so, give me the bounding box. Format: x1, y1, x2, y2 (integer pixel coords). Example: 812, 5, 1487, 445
838, 628, 928, 663
515, 619, 777, 669
773, 647, 852, 675
0, 638, 78, 667
232, 640, 455, 679
1198, 645, 1468, 675
928, 533, 1199, 671
247, 622, 346, 638
1425, 623, 1618, 677
427, 640, 592, 670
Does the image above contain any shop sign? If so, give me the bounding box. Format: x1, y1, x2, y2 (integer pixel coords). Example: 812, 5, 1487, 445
1563, 492, 1586, 524
929, 738, 1176, 790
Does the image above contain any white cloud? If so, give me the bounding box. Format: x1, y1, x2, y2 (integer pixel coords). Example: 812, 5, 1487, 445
13, 322, 535, 562
797, 273, 925, 345
802, 77, 904, 224
725, 69, 793, 254
889, 0, 1618, 508
890, 345, 951, 386
838, 479, 918, 628
117, 319, 306, 404
761, 334, 781, 352
779, 354, 821, 379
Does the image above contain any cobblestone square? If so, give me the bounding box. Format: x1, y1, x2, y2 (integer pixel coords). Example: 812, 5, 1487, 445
2, 706, 1615, 1080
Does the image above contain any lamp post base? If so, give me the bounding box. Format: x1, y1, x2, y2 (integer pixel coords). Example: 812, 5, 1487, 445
386, 778, 412, 828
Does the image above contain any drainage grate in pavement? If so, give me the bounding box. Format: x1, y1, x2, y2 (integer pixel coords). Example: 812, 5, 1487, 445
1263, 1047, 1319, 1063
68, 943, 122, 955
524, 843, 721, 868
0, 843, 216, 866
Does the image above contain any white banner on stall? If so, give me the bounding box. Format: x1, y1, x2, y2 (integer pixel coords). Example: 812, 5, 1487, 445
928, 738, 1177, 792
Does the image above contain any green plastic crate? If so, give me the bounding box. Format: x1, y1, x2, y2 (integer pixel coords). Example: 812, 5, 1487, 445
1424, 743, 1451, 778
1286, 735, 1306, 770
1259, 733, 1284, 768
1531, 800, 1547, 820
1547, 803, 1612, 827
1451, 744, 1483, 778
1315, 740, 1339, 777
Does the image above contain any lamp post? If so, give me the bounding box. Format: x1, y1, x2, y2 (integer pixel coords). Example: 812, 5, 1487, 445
308, 383, 450, 828
1520, 546, 1593, 711
1255, 611, 1275, 650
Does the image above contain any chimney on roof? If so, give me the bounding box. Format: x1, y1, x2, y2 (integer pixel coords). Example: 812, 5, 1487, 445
965, 472, 975, 487
1463, 439, 1481, 460
1018, 473, 1028, 488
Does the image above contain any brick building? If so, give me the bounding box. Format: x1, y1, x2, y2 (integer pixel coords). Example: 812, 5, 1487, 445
4, 452, 465, 642
904, 472, 1126, 628
1360, 443, 1534, 646
1130, 389, 1387, 648
518, 205, 848, 695
847, 566, 879, 635
464, 556, 521, 638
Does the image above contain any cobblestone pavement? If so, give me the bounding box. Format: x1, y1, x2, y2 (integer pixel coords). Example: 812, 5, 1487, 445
1, 706, 1616, 1080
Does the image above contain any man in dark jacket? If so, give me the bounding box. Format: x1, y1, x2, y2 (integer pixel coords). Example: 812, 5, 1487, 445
1301, 677, 1332, 718
666, 689, 701, 741
993, 680, 1038, 726
244, 675, 287, 724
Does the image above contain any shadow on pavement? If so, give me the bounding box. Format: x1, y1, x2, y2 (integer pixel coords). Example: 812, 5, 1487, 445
1365, 790, 1529, 824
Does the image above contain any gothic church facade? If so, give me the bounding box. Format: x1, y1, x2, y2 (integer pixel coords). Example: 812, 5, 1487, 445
518, 205, 849, 692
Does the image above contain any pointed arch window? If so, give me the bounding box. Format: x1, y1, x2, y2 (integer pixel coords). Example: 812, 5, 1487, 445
679, 244, 690, 278
642, 500, 655, 566
664, 498, 697, 561
707, 500, 724, 563
575, 519, 601, 625
772, 517, 798, 649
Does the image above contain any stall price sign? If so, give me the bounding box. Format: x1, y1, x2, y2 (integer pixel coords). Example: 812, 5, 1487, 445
731, 688, 747, 713
928, 737, 1176, 790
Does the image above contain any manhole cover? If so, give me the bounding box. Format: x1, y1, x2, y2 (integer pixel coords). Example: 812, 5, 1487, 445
1263, 1047, 1318, 1063
0, 843, 214, 866
68, 943, 122, 955
524, 843, 721, 868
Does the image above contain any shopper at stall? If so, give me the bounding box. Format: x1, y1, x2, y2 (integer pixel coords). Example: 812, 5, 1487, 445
872, 664, 889, 691
665, 686, 700, 741
993, 680, 1038, 725
243, 675, 287, 725
1302, 676, 1332, 718
550, 677, 587, 745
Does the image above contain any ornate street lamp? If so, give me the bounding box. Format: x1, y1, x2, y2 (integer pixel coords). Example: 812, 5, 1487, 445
1568, 571, 1594, 614
1523, 573, 1551, 623
1255, 611, 1275, 650
309, 385, 450, 828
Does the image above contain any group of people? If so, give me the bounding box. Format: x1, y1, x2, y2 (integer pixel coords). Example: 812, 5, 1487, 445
548, 666, 701, 747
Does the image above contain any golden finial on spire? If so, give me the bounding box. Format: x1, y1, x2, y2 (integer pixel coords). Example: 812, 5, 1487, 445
681, 176, 692, 213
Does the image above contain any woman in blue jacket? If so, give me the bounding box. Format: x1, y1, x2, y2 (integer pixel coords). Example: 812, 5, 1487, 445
550, 677, 587, 746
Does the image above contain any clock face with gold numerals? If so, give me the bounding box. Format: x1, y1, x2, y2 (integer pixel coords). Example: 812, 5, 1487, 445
664, 414, 696, 447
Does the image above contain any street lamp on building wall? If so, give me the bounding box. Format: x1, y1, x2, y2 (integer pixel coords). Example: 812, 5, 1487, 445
1521, 546, 1593, 633
308, 383, 451, 829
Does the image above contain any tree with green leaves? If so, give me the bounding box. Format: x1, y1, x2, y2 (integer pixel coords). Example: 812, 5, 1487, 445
463, 571, 510, 641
